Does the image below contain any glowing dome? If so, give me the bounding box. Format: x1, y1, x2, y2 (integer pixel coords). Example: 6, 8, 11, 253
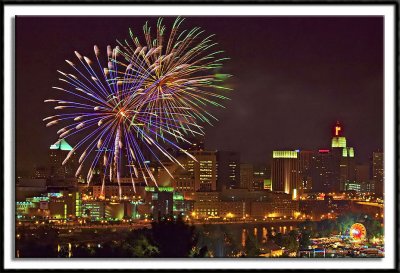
50, 139, 73, 151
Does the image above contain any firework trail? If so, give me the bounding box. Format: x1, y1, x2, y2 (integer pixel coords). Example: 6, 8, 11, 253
44, 17, 231, 198
44, 44, 198, 198
116, 17, 232, 139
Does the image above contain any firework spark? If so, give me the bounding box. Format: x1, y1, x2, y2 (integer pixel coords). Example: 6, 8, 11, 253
45, 44, 198, 198
116, 17, 232, 138
45, 17, 231, 198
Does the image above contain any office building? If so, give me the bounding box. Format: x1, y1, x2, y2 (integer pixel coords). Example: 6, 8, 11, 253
217, 151, 240, 190
250, 192, 299, 218
372, 151, 384, 197
48, 139, 77, 179
34, 166, 48, 179
240, 163, 253, 190
271, 150, 301, 198
355, 164, 370, 184
253, 165, 269, 191
160, 151, 217, 193
299, 150, 314, 192
330, 122, 356, 191
191, 150, 217, 191
167, 150, 217, 192
310, 150, 336, 193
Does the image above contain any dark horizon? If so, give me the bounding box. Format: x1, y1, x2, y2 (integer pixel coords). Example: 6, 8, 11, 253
16, 16, 384, 175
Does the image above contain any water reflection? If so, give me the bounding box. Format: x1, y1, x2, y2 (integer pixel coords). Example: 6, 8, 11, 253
241, 228, 246, 247
57, 243, 72, 257
200, 223, 295, 253
17, 223, 298, 258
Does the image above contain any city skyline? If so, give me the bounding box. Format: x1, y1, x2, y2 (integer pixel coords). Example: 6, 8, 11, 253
16, 16, 383, 175
22, 119, 383, 178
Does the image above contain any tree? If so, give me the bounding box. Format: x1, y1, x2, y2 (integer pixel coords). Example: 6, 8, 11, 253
363, 215, 383, 241
223, 231, 240, 257
317, 219, 338, 237
127, 229, 159, 257
244, 233, 260, 257
190, 246, 210, 257
273, 232, 283, 247
298, 219, 317, 237
337, 213, 356, 235
151, 215, 198, 257
283, 230, 299, 253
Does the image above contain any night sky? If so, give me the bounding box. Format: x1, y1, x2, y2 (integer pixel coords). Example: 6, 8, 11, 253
16, 16, 383, 175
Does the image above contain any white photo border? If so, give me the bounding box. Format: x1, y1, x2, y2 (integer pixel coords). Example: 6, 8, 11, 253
3, 2, 397, 270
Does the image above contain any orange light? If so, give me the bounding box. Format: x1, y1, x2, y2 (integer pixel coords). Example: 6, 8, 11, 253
335, 126, 341, 136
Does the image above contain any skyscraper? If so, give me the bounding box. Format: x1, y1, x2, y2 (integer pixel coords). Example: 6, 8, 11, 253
159, 150, 217, 193
339, 148, 356, 192
253, 165, 269, 191
34, 166, 48, 179
48, 139, 77, 180
310, 149, 336, 193
355, 164, 370, 184
372, 151, 384, 197
216, 151, 240, 190
240, 163, 253, 190
330, 121, 355, 192
271, 150, 300, 198
355, 164, 374, 193
298, 150, 314, 193
173, 150, 217, 192
166, 159, 196, 193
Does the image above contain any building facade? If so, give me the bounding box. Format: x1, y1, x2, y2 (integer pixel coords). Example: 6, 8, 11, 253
271, 151, 301, 198
240, 163, 254, 190
48, 139, 77, 180
217, 151, 240, 190
372, 151, 384, 197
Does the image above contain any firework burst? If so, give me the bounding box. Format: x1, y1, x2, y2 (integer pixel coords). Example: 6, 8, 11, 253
45, 44, 197, 198
115, 17, 232, 138
44, 17, 231, 198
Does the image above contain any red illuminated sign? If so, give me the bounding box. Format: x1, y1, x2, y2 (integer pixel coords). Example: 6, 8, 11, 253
319, 149, 330, 153
335, 125, 341, 136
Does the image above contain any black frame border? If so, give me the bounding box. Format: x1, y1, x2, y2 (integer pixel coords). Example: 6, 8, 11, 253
2, 0, 399, 272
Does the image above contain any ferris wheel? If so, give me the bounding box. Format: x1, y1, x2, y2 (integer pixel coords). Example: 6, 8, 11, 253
349, 223, 367, 240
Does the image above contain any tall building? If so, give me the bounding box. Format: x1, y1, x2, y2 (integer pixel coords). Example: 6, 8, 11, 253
330, 121, 356, 192
240, 163, 253, 190
153, 191, 174, 220
298, 150, 314, 193
355, 164, 370, 184
216, 151, 240, 190
48, 139, 77, 180
159, 150, 217, 193
253, 165, 269, 191
174, 150, 217, 192
354, 164, 373, 193
34, 166, 48, 179
271, 150, 300, 199
372, 151, 384, 197
310, 150, 336, 193
339, 147, 356, 192
168, 160, 196, 193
